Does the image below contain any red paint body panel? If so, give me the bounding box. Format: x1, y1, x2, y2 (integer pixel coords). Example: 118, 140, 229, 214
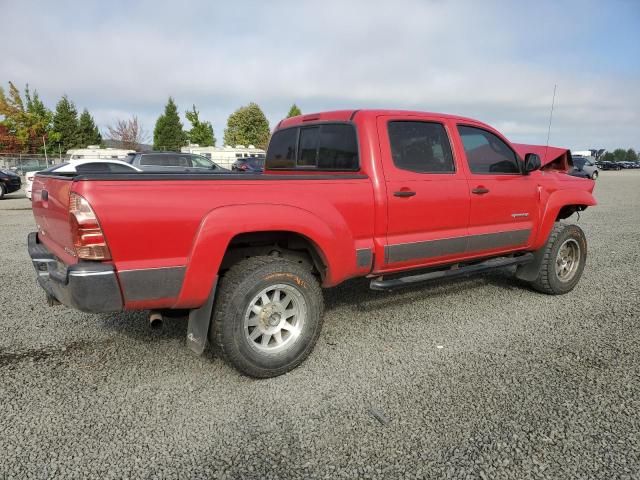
512, 143, 571, 168
31, 109, 596, 311
32, 176, 77, 265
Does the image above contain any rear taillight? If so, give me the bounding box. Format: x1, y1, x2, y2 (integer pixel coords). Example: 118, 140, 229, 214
69, 192, 111, 260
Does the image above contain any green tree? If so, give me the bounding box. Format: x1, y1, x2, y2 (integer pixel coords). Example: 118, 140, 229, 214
223, 102, 270, 149
626, 148, 638, 161
153, 97, 187, 150
0, 82, 28, 149
25, 86, 52, 128
24, 87, 53, 153
0, 82, 52, 152
185, 105, 215, 146
51, 95, 81, 153
286, 104, 302, 118
78, 109, 102, 147
612, 148, 627, 162
601, 152, 615, 162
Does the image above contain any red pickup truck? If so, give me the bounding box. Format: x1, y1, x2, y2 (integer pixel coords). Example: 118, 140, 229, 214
29, 109, 596, 377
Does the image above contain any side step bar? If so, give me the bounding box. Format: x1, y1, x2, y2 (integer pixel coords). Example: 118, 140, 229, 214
369, 253, 534, 291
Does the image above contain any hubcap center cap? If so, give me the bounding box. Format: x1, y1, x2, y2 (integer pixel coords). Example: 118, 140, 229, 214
268, 313, 281, 326
260, 303, 283, 327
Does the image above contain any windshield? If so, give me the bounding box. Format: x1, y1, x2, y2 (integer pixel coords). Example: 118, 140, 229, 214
190, 154, 217, 169
573, 157, 586, 168
246, 158, 265, 168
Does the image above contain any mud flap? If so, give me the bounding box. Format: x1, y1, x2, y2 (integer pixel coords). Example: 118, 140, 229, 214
186, 279, 217, 355
515, 247, 546, 282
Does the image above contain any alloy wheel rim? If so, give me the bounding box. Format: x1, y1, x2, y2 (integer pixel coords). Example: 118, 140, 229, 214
243, 284, 307, 353
555, 239, 580, 282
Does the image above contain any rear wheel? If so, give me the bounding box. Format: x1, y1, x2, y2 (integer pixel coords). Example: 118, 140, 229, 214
530, 223, 587, 295
0, 184, 5, 199
210, 256, 324, 378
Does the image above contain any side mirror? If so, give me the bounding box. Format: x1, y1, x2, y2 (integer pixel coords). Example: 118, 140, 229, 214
524, 153, 541, 173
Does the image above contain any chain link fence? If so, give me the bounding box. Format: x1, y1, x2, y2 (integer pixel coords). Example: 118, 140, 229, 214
0, 153, 66, 176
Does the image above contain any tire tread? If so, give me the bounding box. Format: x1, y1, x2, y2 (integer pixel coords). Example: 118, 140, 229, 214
210, 255, 324, 378
530, 222, 586, 295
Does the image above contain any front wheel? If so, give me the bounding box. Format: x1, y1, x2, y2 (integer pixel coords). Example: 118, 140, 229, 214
0, 184, 5, 199
529, 223, 587, 295
210, 256, 324, 378
592, 171, 598, 180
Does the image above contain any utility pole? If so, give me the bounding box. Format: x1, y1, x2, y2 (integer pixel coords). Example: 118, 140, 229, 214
43, 135, 49, 165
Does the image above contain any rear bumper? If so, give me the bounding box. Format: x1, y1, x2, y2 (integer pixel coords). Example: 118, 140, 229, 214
28, 232, 123, 313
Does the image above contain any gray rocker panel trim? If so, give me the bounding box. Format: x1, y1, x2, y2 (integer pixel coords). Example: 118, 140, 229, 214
356, 248, 373, 268
385, 229, 531, 264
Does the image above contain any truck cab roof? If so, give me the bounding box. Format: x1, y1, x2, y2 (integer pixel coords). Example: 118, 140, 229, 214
278, 109, 488, 130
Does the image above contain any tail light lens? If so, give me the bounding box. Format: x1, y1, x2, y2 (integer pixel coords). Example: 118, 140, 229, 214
69, 192, 111, 260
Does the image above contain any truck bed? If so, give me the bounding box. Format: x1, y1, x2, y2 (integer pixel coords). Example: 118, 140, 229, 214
32, 171, 376, 309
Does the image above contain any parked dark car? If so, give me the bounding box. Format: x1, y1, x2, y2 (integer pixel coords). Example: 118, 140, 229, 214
232, 157, 265, 173
0, 168, 22, 199
597, 161, 622, 171
125, 152, 227, 173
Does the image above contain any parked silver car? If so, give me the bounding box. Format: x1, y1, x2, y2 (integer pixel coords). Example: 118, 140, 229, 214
572, 156, 599, 180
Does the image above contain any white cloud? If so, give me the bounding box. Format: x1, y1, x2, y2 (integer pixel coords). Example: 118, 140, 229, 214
1, 0, 638, 149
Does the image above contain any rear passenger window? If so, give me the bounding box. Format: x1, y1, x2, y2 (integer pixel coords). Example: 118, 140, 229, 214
387, 121, 455, 173
298, 127, 320, 167
318, 124, 359, 170
140, 154, 168, 166
266, 123, 359, 171
75, 163, 135, 173
457, 126, 520, 174
266, 128, 298, 168
140, 154, 191, 167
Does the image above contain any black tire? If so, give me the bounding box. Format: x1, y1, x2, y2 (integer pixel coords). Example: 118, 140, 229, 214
592, 171, 598, 180
0, 183, 5, 200
210, 256, 324, 378
530, 223, 587, 295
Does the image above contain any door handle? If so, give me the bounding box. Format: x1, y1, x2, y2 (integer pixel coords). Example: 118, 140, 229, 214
394, 190, 416, 198
471, 187, 490, 195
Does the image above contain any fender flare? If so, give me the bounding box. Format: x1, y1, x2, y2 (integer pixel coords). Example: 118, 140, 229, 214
515, 189, 595, 282
532, 189, 596, 251
174, 203, 357, 308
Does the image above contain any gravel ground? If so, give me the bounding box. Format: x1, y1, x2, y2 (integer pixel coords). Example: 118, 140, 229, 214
1, 172, 639, 479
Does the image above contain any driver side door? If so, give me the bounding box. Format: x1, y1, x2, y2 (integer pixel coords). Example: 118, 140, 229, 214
453, 123, 540, 256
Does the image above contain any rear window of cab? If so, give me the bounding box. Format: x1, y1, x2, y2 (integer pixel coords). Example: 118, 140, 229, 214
266, 123, 359, 171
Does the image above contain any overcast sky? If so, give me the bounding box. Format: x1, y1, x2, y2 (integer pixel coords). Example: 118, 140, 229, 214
1, 0, 638, 149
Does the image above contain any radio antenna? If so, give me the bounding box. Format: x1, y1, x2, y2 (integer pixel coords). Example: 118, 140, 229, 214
544, 84, 557, 163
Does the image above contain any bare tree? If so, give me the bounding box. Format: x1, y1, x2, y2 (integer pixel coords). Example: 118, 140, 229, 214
106, 116, 149, 150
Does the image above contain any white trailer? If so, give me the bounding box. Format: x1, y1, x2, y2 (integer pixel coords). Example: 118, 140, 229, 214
66, 146, 135, 161
181, 145, 266, 169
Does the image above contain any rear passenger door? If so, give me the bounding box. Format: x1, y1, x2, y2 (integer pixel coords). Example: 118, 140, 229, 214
377, 116, 471, 269
454, 124, 539, 256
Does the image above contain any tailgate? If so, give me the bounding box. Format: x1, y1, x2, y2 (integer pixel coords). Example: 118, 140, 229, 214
31, 174, 77, 264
